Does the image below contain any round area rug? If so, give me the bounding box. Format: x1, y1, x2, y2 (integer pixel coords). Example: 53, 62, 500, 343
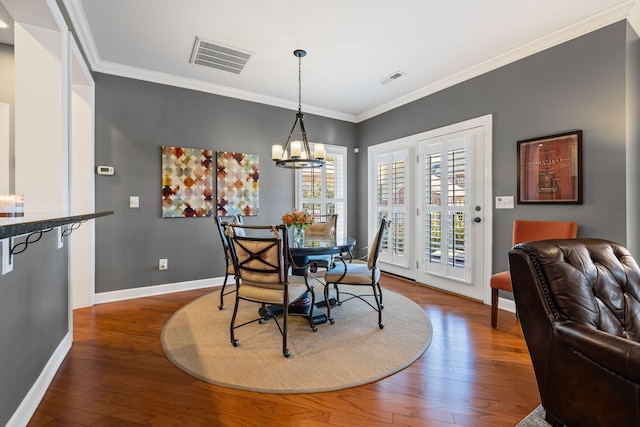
161, 285, 432, 393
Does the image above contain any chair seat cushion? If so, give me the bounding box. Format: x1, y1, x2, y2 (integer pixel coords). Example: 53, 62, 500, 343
490, 270, 512, 292
239, 275, 310, 305
325, 262, 380, 285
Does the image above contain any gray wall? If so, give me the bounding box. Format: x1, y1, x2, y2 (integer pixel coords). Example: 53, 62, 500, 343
626, 23, 640, 255
358, 21, 630, 275
0, 233, 69, 426
94, 74, 358, 292
0, 41, 68, 427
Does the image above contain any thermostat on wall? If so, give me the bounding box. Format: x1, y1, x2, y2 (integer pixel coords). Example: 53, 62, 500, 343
96, 166, 114, 176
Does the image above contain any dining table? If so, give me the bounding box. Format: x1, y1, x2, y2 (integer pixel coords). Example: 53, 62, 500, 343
262, 234, 356, 326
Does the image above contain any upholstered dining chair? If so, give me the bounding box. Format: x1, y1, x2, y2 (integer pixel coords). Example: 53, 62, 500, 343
323, 217, 390, 329
305, 213, 338, 238
490, 219, 577, 328
227, 223, 317, 357
305, 213, 338, 272
214, 214, 243, 310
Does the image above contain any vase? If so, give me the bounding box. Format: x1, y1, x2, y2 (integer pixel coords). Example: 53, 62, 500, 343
293, 225, 305, 246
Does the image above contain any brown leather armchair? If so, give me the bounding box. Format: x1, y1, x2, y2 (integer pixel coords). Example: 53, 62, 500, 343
509, 238, 640, 427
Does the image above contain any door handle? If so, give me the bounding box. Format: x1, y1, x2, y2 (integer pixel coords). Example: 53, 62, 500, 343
473, 217, 481, 223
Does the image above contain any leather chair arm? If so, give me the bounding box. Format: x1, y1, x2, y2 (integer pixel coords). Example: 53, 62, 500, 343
555, 320, 640, 383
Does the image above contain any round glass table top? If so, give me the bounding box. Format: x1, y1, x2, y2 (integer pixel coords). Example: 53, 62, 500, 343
289, 236, 356, 256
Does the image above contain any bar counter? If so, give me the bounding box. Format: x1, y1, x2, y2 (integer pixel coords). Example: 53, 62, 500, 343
0, 211, 114, 239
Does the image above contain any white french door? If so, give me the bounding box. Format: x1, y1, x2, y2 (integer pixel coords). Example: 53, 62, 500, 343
368, 115, 492, 302
416, 126, 485, 300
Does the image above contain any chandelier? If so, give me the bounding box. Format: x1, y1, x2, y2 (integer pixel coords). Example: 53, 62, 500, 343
272, 49, 325, 169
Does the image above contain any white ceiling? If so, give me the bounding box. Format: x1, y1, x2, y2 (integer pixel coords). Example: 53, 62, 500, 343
4, 1, 640, 122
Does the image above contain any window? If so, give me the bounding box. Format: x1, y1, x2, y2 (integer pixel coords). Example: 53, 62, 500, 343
296, 144, 347, 238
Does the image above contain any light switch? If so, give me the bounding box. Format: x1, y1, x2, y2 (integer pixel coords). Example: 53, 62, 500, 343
496, 196, 514, 209
129, 196, 140, 208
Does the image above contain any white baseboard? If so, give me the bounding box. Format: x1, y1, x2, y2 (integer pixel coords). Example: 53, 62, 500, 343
498, 296, 516, 313
94, 276, 226, 304
7, 332, 72, 427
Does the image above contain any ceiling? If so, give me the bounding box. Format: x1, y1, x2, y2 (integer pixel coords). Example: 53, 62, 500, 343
2, 1, 639, 122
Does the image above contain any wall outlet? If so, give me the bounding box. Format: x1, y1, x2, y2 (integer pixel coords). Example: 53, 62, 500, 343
159, 258, 168, 270
129, 196, 140, 208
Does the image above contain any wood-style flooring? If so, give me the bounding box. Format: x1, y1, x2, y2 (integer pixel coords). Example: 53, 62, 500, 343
27, 274, 540, 426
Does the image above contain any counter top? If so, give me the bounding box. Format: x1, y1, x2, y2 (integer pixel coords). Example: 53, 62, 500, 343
0, 211, 114, 239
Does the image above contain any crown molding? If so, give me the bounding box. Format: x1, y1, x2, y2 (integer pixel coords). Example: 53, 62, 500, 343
356, 0, 636, 122
93, 60, 357, 123
628, 1, 640, 34
60, 0, 636, 124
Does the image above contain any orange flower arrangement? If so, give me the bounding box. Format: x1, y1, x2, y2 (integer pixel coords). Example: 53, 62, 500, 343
281, 209, 313, 229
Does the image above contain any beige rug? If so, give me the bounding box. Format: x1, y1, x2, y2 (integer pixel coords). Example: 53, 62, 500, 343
161, 285, 432, 393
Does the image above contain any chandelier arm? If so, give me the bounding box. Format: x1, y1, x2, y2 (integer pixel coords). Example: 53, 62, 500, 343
281, 115, 301, 155
297, 114, 312, 160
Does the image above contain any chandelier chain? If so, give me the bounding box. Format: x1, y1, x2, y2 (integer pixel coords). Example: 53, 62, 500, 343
298, 54, 302, 113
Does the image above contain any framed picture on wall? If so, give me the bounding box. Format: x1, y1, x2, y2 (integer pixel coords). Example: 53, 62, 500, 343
517, 130, 583, 204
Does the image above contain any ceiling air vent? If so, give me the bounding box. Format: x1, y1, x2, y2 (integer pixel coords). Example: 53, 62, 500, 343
379, 71, 406, 85
190, 37, 253, 74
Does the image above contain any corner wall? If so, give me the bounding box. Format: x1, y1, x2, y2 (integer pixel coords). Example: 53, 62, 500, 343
358, 21, 629, 277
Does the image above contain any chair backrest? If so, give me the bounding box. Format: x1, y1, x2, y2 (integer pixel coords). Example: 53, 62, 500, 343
512, 219, 577, 246
215, 215, 243, 271
367, 217, 391, 271
305, 214, 338, 238
228, 224, 288, 289
215, 215, 243, 250
510, 238, 640, 342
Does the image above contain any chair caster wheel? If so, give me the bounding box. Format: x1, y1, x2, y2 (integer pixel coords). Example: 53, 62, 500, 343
259, 319, 266, 324
232, 339, 239, 347
218, 304, 224, 310
284, 349, 291, 358
379, 322, 385, 329
329, 319, 335, 325
311, 325, 318, 332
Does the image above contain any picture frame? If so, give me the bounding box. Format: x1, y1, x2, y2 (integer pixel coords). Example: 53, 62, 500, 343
517, 130, 582, 204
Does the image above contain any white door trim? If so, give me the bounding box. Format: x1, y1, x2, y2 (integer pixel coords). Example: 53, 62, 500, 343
368, 114, 493, 303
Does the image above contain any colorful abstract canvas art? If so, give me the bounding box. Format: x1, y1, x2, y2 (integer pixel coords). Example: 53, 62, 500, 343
216, 152, 259, 216
162, 146, 214, 217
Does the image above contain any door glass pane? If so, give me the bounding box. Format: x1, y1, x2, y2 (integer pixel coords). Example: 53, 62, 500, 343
426, 154, 441, 205
377, 163, 388, 206
447, 211, 465, 268
377, 210, 389, 254
426, 211, 441, 264
424, 152, 442, 264
448, 148, 465, 207
447, 148, 466, 268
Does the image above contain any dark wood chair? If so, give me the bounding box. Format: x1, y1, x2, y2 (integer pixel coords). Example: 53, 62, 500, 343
323, 217, 390, 329
227, 223, 317, 357
214, 215, 243, 310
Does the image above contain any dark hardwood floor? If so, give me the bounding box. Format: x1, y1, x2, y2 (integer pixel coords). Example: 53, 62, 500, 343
27, 274, 540, 426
